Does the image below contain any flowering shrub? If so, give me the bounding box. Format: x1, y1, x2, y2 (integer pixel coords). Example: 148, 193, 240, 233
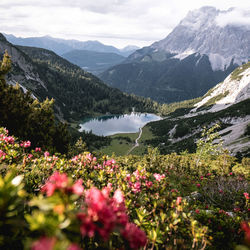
0, 127, 249, 249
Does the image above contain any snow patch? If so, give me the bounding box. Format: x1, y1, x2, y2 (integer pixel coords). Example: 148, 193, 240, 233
191, 66, 250, 113
218, 116, 250, 154
173, 50, 196, 60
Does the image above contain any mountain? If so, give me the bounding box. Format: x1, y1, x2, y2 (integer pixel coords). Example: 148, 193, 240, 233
0, 33, 156, 122
100, 6, 250, 103
119, 45, 140, 57
191, 62, 250, 113
142, 62, 250, 156
61, 50, 125, 75
3, 34, 139, 57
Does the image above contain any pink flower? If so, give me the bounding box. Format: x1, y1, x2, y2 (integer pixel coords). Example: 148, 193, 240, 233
35, 147, 41, 152
206, 173, 211, 177
23, 140, 31, 148
107, 182, 113, 190
196, 183, 201, 188
219, 189, 223, 193
121, 223, 147, 249
113, 189, 124, 204
72, 179, 84, 196
195, 209, 200, 214
132, 182, 141, 193
41, 172, 68, 196
68, 244, 81, 250
4, 136, 14, 144
200, 176, 204, 180
80, 187, 117, 240
145, 181, 153, 188
28, 154, 33, 159
125, 174, 131, 181
31, 236, 56, 250
234, 207, 241, 212
0, 150, 6, 160
44, 151, 50, 157
241, 221, 250, 244
244, 192, 249, 200
176, 197, 182, 206
229, 172, 233, 176
171, 189, 178, 193
153, 173, 165, 182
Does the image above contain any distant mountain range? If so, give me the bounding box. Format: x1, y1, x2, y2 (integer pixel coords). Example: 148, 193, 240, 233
100, 6, 250, 103
61, 50, 125, 75
0, 33, 155, 121
3, 34, 139, 57
3, 34, 138, 75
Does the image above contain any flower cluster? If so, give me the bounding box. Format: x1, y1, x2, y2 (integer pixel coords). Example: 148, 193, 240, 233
41, 172, 84, 197
21, 140, 31, 148
153, 173, 165, 182
241, 221, 250, 246
77, 187, 147, 248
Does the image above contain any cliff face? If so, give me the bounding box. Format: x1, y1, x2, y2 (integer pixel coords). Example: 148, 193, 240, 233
150, 6, 250, 71
100, 6, 249, 103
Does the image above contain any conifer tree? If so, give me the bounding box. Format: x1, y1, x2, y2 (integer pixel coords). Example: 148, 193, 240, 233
0, 51, 70, 153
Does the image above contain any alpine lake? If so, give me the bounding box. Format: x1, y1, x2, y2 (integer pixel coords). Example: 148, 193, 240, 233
79, 113, 162, 136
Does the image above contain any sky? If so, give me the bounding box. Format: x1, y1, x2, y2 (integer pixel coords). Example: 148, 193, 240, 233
0, 0, 249, 49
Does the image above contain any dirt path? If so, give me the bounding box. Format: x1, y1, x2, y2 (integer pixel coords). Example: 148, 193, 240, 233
127, 127, 142, 154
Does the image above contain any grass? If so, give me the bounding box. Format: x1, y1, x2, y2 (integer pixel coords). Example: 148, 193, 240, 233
96, 126, 158, 156
230, 61, 250, 81
97, 132, 139, 156
130, 125, 156, 155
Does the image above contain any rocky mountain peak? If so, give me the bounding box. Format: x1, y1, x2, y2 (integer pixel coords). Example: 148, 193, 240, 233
150, 6, 250, 71
179, 6, 219, 30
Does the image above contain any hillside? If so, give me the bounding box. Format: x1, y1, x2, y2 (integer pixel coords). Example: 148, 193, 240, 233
100, 6, 249, 103
62, 49, 125, 75
0, 33, 157, 122
140, 63, 250, 156
99, 63, 250, 157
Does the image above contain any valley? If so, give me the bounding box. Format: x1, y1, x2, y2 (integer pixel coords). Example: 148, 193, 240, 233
0, 3, 250, 250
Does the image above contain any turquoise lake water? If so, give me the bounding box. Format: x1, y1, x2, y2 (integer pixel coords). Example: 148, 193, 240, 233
79, 113, 161, 136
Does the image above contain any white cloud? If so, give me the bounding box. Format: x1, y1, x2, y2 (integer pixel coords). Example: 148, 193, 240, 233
216, 8, 250, 28
0, 0, 249, 48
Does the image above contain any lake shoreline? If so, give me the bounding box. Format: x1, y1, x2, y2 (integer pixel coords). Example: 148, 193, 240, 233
79, 112, 162, 137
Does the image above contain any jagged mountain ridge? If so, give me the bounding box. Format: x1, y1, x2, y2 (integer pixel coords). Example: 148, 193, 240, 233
150, 6, 250, 71
100, 6, 249, 103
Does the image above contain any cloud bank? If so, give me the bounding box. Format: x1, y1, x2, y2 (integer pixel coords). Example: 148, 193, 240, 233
0, 0, 249, 47
216, 8, 250, 28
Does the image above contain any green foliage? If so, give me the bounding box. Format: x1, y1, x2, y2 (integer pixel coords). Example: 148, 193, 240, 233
143, 98, 250, 155
0, 173, 27, 249
0, 51, 70, 153
17, 45, 158, 120
196, 124, 224, 161
201, 90, 229, 108
230, 61, 250, 81
0, 127, 249, 249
